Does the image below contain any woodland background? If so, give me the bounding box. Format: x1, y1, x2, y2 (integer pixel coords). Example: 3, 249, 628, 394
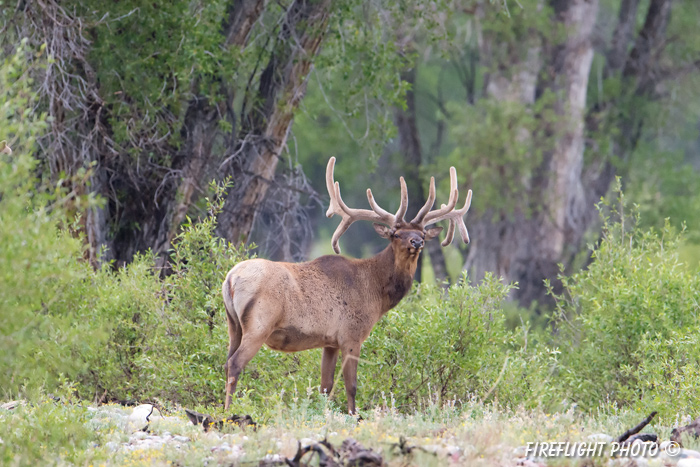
2, 0, 700, 421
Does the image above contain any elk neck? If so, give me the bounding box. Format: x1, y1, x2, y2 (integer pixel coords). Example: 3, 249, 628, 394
364, 243, 418, 312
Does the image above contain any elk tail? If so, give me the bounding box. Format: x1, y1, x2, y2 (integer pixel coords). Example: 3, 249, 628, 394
222, 274, 242, 408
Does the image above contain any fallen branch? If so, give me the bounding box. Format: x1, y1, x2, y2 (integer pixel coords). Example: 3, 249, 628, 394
616, 411, 658, 444
671, 417, 700, 447
184, 408, 256, 432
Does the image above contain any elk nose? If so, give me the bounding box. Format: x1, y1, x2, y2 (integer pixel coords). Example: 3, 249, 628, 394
410, 238, 423, 249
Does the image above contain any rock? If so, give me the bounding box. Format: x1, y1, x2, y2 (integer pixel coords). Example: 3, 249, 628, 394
588, 433, 614, 443
630, 457, 649, 467
446, 445, 461, 463
261, 453, 284, 464
660, 441, 675, 451
512, 445, 528, 458
680, 449, 700, 459
173, 435, 190, 443
211, 443, 243, 456
1, 400, 24, 410
211, 443, 232, 452
105, 441, 120, 452
126, 404, 161, 432
516, 459, 546, 467
629, 434, 658, 444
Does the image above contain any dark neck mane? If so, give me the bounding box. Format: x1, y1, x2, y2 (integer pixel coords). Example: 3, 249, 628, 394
364, 245, 417, 312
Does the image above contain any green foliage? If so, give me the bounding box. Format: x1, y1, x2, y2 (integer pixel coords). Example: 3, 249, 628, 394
446, 95, 555, 215
0, 42, 98, 397
85, 0, 236, 148
361, 274, 553, 411
553, 183, 700, 414
0, 47, 251, 402
134, 181, 254, 405
0, 395, 103, 466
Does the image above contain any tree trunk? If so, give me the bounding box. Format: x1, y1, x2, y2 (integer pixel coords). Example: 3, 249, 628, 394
464, 0, 598, 307
216, 0, 332, 244
394, 66, 448, 282
568, 0, 672, 235
463, 1, 543, 299
606, 0, 641, 73
464, 0, 676, 308
526, 0, 598, 306
149, 0, 266, 268
569, 0, 673, 261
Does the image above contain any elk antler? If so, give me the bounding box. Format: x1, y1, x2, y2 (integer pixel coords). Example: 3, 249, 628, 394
326, 157, 407, 254
410, 166, 472, 246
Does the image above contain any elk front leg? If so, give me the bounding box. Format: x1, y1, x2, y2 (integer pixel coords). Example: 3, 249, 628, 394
341, 345, 361, 415
225, 333, 267, 411
321, 347, 340, 396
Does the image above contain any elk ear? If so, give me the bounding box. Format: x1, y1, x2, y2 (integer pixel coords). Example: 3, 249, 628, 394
373, 223, 392, 238
425, 226, 443, 240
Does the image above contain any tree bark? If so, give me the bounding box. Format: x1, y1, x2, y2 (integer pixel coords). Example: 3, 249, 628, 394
216, 0, 332, 244
152, 0, 266, 267
567, 0, 674, 263
394, 66, 450, 282
463, 1, 543, 299
464, 0, 598, 307
531, 0, 598, 304
461, 0, 683, 309
606, 0, 640, 74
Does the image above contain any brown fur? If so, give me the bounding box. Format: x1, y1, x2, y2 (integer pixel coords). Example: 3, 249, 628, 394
222, 227, 434, 414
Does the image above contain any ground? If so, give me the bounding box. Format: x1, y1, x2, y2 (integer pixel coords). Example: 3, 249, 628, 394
1, 397, 699, 466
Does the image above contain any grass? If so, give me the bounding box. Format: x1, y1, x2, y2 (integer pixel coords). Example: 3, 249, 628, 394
2, 392, 695, 467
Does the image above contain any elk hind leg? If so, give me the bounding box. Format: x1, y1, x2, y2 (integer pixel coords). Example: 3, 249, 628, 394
225, 333, 267, 411
224, 309, 242, 383
320, 347, 339, 396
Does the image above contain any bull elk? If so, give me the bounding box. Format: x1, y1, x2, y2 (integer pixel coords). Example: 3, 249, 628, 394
222, 157, 472, 413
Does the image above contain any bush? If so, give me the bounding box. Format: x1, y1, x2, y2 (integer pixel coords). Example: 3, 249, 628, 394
553, 184, 700, 414
360, 274, 552, 411
0, 42, 99, 398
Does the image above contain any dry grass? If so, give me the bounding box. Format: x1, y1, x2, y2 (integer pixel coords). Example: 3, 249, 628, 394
2, 394, 694, 466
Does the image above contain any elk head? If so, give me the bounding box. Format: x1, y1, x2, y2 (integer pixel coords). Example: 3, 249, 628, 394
325, 157, 472, 260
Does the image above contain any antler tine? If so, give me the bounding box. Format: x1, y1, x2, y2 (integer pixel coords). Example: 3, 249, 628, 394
410, 176, 436, 224
325, 157, 396, 254
395, 176, 409, 222
367, 188, 393, 219
325, 157, 341, 218
438, 189, 472, 246
441, 217, 456, 247
330, 217, 353, 254
422, 166, 459, 225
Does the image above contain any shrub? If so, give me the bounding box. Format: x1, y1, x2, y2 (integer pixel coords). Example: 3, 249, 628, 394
553, 184, 700, 414
360, 274, 551, 411
0, 42, 99, 398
